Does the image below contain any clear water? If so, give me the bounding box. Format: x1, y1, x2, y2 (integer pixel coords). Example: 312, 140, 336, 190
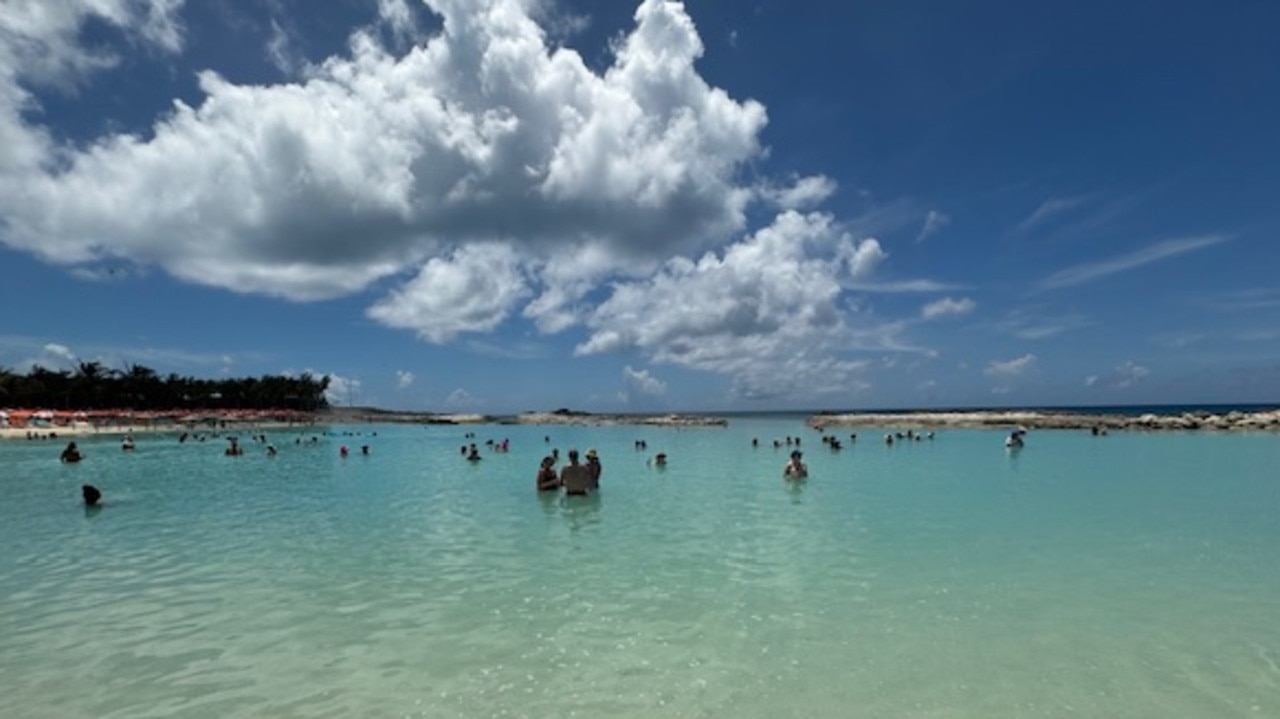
2, 418, 1279, 718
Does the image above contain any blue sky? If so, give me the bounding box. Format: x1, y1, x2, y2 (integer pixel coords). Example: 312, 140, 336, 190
1, 0, 1277, 413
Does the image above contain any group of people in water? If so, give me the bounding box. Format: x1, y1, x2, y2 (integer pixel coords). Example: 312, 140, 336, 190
536, 447, 604, 495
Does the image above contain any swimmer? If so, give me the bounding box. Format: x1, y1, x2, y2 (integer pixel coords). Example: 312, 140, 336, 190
60, 441, 83, 463
783, 450, 808, 479
82, 484, 102, 506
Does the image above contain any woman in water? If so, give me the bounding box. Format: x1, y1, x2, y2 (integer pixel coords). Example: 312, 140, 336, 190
536, 456, 560, 491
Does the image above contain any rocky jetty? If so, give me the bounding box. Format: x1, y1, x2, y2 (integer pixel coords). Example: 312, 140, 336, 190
807, 408, 1280, 432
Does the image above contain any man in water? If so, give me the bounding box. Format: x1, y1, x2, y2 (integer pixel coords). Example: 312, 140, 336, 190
783, 450, 808, 479
82, 484, 102, 506
560, 449, 593, 495
60, 442, 82, 463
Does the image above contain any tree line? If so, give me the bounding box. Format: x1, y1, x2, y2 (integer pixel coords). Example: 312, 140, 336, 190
0, 363, 330, 412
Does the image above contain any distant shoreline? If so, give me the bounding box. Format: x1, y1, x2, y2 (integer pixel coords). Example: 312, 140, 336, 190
808, 408, 1280, 432
6, 404, 1278, 440
322, 407, 728, 427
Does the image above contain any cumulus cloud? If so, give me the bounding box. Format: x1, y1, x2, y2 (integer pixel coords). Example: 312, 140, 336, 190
0, 0, 766, 303
396, 370, 415, 388
0, 0, 924, 402
623, 365, 666, 395
323, 373, 362, 406
842, 237, 887, 280
0, 0, 185, 176
985, 353, 1036, 377
921, 296, 975, 320
575, 211, 891, 399
367, 243, 531, 342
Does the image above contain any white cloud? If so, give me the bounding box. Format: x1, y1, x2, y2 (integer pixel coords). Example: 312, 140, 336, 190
623, 365, 666, 395
323, 373, 363, 406
396, 370, 415, 389
763, 175, 837, 210
11, 342, 81, 373
914, 210, 950, 243
842, 237, 887, 280
990, 309, 1093, 340
1039, 235, 1228, 290
575, 210, 893, 400
265, 19, 301, 76
377, 0, 419, 38
0, 0, 940, 402
1014, 196, 1086, 233
1116, 361, 1149, 387
444, 388, 477, 409
849, 279, 966, 293
985, 353, 1036, 377
1087, 361, 1149, 389
43, 343, 77, 364
368, 243, 531, 342
0, 0, 185, 177
0, 0, 767, 306
921, 296, 975, 320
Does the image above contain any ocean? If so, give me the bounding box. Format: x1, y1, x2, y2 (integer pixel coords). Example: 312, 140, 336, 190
2, 416, 1278, 718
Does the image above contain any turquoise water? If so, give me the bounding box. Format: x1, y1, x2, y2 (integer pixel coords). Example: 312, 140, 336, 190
2, 419, 1279, 718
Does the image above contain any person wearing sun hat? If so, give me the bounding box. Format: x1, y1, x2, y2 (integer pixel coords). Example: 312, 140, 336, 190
585, 448, 603, 489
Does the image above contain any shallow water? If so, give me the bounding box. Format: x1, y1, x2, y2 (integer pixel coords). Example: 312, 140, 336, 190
2, 419, 1279, 718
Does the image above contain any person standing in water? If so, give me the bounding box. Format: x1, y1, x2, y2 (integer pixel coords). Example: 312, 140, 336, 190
783, 450, 808, 479
585, 448, 603, 490
536, 456, 561, 491
560, 449, 593, 496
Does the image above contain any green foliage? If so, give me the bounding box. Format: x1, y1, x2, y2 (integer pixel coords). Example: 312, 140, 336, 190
0, 364, 330, 411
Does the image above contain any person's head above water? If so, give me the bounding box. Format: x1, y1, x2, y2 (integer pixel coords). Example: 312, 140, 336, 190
82, 484, 101, 506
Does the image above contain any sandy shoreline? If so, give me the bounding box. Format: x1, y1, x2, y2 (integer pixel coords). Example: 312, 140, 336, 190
807, 408, 1280, 432
0, 419, 322, 441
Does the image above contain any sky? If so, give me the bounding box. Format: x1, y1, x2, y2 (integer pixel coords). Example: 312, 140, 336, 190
0, 0, 1277, 413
